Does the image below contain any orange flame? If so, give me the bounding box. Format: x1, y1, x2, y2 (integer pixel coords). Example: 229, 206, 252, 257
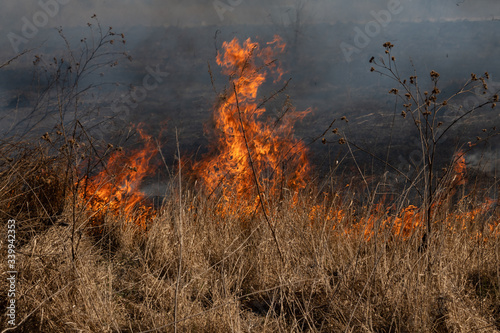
452, 149, 466, 187
308, 149, 498, 241
82, 127, 157, 229
195, 36, 310, 217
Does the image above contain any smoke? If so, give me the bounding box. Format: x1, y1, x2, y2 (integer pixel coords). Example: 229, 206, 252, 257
1, 0, 499, 35
1, 0, 499, 171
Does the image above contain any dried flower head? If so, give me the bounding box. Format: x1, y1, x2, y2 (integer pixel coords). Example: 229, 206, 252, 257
41, 133, 51, 142
338, 138, 346, 145
430, 70, 440, 79
383, 42, 394, 49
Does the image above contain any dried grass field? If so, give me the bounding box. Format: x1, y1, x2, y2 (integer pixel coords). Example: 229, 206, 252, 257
1, 32, 500, 332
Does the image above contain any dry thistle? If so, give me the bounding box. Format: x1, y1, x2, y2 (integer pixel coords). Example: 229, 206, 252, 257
383, 41, 394, 49
41, 132, 51, 142
430, 70, 440, 79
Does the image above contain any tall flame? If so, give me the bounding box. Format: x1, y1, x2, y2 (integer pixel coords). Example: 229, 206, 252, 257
195, 36, 310, 216
82, 127, 157, 229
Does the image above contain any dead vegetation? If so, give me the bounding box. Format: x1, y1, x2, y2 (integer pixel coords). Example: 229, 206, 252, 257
0, 147, 499, 332
0, 30, 499, 332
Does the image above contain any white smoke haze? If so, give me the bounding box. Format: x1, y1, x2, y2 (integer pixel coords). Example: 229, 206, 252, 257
1, 0, 499, 31
0, 0, 499, 173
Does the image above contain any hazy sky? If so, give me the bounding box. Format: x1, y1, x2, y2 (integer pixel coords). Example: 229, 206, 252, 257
1, 0, 500, 33
1, 0, 499, 162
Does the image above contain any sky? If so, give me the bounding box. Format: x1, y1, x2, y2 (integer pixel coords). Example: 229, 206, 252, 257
1, 0, 500, 149
1, 0, 499, 59
1, 0, 500, 34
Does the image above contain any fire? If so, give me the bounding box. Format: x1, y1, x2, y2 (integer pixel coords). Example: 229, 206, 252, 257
73, 37, 498, 245
195, 36, 311, 217
452, 149, 466, 187
307, 149, 499, 241
81, 127, 157, 229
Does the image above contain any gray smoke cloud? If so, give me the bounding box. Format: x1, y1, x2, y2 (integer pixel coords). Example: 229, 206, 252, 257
1, 0, 499, 169
1, 0, 499, 54
1, 0, 499, 33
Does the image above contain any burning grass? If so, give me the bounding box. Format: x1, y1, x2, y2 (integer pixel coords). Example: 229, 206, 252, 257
193, 36, 311, 218
1, 180, 499, 332
1, 36, 499, 332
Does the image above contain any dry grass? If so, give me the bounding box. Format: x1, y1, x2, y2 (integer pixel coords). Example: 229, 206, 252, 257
1, 148, 499, 332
